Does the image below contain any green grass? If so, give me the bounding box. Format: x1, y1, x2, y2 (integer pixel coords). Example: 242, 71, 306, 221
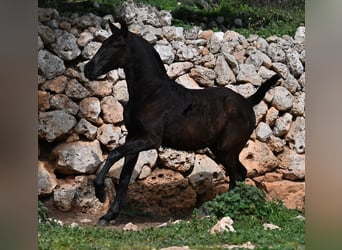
38, 183, 304, 249
39, 212, 304, 249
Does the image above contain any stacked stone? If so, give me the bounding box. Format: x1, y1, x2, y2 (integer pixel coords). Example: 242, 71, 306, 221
38, 3, 305, 215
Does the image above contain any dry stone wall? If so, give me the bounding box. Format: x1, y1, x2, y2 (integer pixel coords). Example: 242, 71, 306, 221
38, 2, 305, 215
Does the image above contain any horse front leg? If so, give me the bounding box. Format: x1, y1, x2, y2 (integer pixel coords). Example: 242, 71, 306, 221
94, 137, 160, 225
94, 149, 122, 203
98, 153, 139, 226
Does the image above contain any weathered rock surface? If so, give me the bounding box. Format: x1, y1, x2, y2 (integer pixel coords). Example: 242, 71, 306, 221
38, 110, 77, 142
127, 168, 197, 215
52, 140, 104, 174
38, 161, 57, 196
53, 175, 114, 212
104, 149, 158, 183
240, 140, 278, 178
38, 50, 65, 79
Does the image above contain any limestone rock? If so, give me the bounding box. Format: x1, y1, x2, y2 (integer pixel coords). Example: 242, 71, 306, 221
38, 50, 65, 79
53, 175, 113, 213
53, 140, 104, 174
162, 26, 184, 41
123, 222, 138, 231
81, 41, 102, 60
77, 31, 94, 47
38, 110, 76, 142
94, 29, 111, 42
267, 43, 285, 63
38, 90, 50, 111
240, 140, 279, 178
176, 43, 199, 62
105, 149, 158, 184
167, 62, 193, 79
209, 33, 222, 54
53, 182, 76, 211
175, 74, 202, 89
286, 116, 305, 153
214, 55, 236, 85
273, 113, 293, 137
38, 24, 55, 45
84, 80, 113, 97
291, 92, 305, 116
38, 8, 59, 22
188, 154, 225, 194
100, 96, 124, 124
38, 161, 57, 196
294, 26, 305, 44
246, 50, 272, 69
227, 83, 256, 99
266, 135, 286, 153
286, 49, 304, 78
263, 223, 280, 230
97, 124, 121, 150
49, 30, 81, 61
283, 73, 300, 94
262, 180, 305, 210
158, 148, 195, 173
253, 101, 268, 124
65, 79, 90, 99
210, 216, 235, 234
72, 13, 102, 29
255, 122, 273, 142
278, 147, 305, 180
190, 66, 216, 87
113, 80, 129, 104
50, 94, 79, 115
265, 107, 279, 126
74, 118, 98, 140
271, 62, 289, 79
272, 86, 294, 111
40, 75, 67, 94
79, 97, 101, 123
154, 44, 174, 64
236, 64, 262, 86
127, 168, 197, 215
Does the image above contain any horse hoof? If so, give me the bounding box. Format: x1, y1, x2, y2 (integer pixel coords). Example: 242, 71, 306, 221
98, 219, 110, 227
95, 186, 106, 203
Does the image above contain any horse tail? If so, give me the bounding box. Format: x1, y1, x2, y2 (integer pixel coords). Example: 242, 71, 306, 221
247, 74, 281, 106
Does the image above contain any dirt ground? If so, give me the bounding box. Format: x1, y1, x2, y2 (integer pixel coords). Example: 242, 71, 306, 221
43, 198, 193, 230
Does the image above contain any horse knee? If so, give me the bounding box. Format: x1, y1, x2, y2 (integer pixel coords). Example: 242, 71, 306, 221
94, 176, 104, 187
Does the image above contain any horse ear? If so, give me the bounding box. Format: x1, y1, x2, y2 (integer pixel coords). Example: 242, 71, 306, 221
119, 19, 128, 38
108, 20, 120, 34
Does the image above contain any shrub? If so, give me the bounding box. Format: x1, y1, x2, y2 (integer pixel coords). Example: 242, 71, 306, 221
38, 200, 49, 222
198, 182, 286, 220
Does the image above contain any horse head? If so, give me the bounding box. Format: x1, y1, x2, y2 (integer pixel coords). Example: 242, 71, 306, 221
84, 20, 130, 80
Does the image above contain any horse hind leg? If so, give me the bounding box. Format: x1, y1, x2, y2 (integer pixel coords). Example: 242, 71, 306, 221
210, 128, 250, 190
213, 151, 247, 190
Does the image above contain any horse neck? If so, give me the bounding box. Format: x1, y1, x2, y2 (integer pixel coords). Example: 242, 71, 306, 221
124, 38, 170, 98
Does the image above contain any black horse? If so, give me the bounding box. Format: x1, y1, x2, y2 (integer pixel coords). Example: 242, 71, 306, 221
84, 20, 280, 225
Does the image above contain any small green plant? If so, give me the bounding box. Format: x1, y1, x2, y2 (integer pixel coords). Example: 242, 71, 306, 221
38, 200, 49, 222
198, 182, 285, 220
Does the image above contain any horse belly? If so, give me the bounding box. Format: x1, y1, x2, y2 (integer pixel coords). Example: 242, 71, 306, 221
162, 119, 223, 150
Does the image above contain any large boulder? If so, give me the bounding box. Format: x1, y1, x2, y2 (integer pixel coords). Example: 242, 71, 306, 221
240, 140, 279, 177
127, 168, 197, 215
52, 140, 104, 175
